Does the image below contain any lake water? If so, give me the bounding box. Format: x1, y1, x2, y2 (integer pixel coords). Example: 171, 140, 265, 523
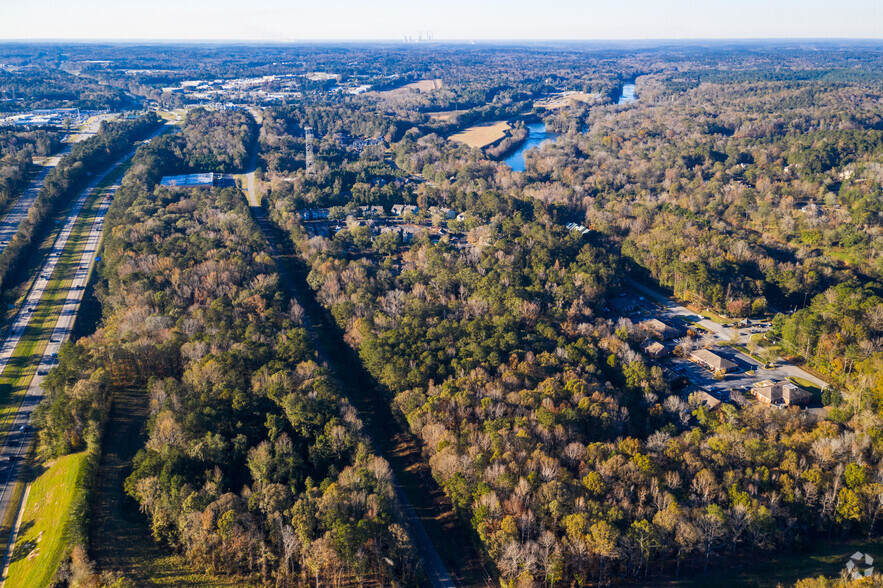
618, 82, 636, 104
503, 122, 561, 172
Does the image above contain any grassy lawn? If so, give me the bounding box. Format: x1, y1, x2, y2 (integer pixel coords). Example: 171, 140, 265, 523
720, 341, 766, 364
0, 167, 124, 574
825, 247, 861, 267
4, 452, 87, 588
788, 376, 825, 404
684, 303, 730, 325
648, 539, 883, 587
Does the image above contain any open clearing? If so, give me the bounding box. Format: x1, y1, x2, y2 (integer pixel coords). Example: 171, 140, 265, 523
426, 109, 464, 121
535, 91, 599, 110
449, 120, 511, 148
374, 78, 443, 99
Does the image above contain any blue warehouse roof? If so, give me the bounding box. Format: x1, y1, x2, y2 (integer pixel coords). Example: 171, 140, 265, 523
159, 172, 235, 188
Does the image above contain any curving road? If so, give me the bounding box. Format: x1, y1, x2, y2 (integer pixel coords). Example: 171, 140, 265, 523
0, 124, 167, 583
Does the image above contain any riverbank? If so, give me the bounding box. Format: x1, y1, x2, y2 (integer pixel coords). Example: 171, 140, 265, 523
503, 121, 561, 171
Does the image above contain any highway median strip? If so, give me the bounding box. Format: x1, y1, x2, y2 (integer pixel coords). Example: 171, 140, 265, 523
0, 163, 131, 584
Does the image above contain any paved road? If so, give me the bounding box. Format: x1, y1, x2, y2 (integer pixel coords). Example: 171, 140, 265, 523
0, 117, 115, 257
628, 279, 828, 390
242, 127, 457, 588
628, 279, 742, 341
0, 125, 166, 582
0, 147, 71, 255
66, 114, 117, 143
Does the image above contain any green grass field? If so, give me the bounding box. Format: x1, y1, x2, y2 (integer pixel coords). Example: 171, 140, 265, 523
825, 247, 862, 267
788, 376, 825, 404
110, 552, 256, 587
4, 451, 88, 588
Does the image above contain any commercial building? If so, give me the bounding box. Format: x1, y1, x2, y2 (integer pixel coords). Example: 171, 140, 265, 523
159, 173, 235, 189
689, 389, 722, 411
752, 380, 813, 407
641, 318, 682, 341
690, 348, 738, 373
641, 339, 669, 359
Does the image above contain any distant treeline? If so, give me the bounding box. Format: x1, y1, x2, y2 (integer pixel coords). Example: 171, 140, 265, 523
0, 69, 133, 113
0, 113, 159, 292
0, 129, 61, 220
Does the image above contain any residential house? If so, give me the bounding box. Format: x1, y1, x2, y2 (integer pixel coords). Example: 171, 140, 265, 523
358, 205, 385, 217
565, 222, 591, 235
391, 204, 419, 216
380, 225, 424, 243
302, 208, 329, 220
430, 206, 457, 219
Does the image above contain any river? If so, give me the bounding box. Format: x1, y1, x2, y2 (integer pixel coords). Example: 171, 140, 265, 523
503, 122, 560, 172
504, 81, 637, 172
617, 82, 637, 104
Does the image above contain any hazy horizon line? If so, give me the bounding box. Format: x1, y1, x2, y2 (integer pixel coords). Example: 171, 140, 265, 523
1, 37, 881, 45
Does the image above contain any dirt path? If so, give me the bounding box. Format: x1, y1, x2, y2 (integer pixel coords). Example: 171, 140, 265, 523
90, 387, 152, 577
90, 388, 244, 587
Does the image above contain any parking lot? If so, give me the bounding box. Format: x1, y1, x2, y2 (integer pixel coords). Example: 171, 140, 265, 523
621, 280, 829, 406
668, 349, 763, 399
627, 280, 776, 344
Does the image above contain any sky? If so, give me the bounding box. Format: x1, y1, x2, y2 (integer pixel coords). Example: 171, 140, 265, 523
0, 0, 881, 41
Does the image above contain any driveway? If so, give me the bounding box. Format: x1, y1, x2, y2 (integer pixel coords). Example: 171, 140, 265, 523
628, 279, 741, 340
628, 279, 829, 391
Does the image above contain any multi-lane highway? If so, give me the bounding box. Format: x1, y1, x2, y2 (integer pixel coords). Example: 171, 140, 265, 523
0, 164, 122, 566
0, 125, 166, 580
0, 147, 70, 255
0, 115, 121, 256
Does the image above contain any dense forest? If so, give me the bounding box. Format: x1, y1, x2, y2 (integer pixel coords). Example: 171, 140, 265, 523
7, 41, 883, 587
0, 128, 60, 216
268, 159, 883, 584
34, 109, 421, 587
251, 45, 883, 585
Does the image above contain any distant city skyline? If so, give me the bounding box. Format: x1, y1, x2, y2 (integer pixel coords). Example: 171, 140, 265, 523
1, 0, 881, 42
